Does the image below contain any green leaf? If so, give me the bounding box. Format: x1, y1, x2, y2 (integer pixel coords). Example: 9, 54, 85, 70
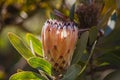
71, 31, 89, 64
26, 33, 43, 56
62, 64, 81, 80
98, 47, 120, 66
89, 26, 98, 45
50, 12, 55, 19
28, 57, 52, 76
8, 32, 34, 60
103, 70, 120, 80
75, 71, 86, 80
70, 3, 75, 21
9, 71, 46, 80
78, 40, 97, 76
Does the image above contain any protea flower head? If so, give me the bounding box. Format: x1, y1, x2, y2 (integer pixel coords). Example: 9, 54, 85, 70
41, 19, 78, 75
76, 1, 104, 28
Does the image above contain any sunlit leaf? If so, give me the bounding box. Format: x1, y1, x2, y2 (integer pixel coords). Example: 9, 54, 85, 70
62, 64, 81, 80
8, 32, 34, 60
71, 31, 89, 64
28, 57, 52, 76
9, 71, 46, 80
26, 33, 43, 56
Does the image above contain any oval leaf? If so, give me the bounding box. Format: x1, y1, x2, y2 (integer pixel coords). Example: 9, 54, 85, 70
71, 31, 89, 64
28, 57, 52, 75
9, 71, 46, 80
8, 32, 34, 60
26, 33, 43, 56
62, 64, 81, 80
70, 3, 75, 21
89, 26, 98, 45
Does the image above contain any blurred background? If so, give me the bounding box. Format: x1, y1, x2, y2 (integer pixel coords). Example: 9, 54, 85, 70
0, 0, 120, 80
0, 0, 75, 79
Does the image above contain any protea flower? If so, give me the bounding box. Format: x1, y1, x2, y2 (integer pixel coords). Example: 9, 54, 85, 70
41, 19, 78, 75
76, 1, 104, 28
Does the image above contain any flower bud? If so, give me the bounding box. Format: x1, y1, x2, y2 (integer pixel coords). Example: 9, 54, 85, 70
76, 3, 103, 28
41, 19, 78, 75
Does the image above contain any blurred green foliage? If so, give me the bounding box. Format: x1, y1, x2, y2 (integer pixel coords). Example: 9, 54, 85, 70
0, 0, 67, 79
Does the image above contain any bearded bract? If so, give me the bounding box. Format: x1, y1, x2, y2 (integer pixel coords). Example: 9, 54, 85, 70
41, 19, 78, 75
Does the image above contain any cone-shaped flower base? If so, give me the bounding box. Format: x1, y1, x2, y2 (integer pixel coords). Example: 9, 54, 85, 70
41, 19, 78, 75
